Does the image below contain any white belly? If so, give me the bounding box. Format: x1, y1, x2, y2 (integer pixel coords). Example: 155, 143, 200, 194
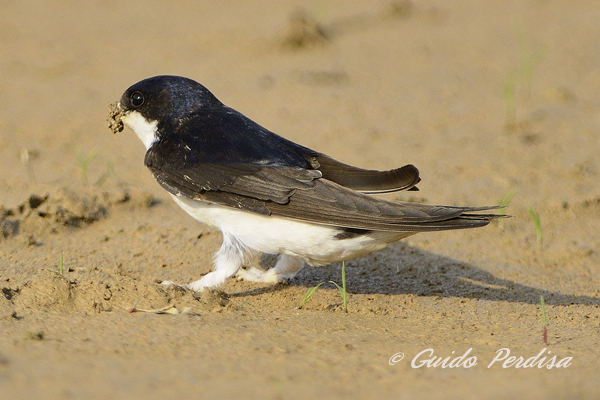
170, 194, 411, 265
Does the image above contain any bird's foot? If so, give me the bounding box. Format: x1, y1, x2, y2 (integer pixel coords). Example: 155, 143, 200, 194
236, 266, 295, 283
184, 270, 231, 292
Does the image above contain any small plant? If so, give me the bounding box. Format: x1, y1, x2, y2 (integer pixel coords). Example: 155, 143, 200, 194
126, 297, 142, 313
498, 187, 517, 230
329, 261, 347, 313
527, 206, 543, 248
299, 282, 325, 309
501, 24, 547, 129
106, 160, 116, 178
77, 148, 99, 185
59, 253, 64, 275
299, 261, 348, 311
540, 295, 548, 345
516, 24, 548, 98
95, 160, 117, 186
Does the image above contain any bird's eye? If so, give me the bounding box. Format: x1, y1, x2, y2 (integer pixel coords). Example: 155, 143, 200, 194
131, 91, 145, 107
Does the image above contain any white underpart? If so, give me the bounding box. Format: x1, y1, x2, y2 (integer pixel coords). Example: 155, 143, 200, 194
121, 110, 159, 150
171, 195, 412, 291
123, 111, 412, 291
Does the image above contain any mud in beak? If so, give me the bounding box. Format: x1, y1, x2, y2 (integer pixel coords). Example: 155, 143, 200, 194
107, 102, 125, 134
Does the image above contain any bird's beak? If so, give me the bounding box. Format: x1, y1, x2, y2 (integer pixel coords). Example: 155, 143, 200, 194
108, 102, 125, 134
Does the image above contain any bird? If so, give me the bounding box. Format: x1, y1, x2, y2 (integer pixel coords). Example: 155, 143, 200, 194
109, 75, 502, 291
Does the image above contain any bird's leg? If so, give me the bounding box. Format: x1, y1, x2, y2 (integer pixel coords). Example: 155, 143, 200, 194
186, 232, 247, 291
237, 254, 305, 283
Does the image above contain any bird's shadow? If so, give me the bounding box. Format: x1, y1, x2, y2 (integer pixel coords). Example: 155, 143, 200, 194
231, 243, 600, 307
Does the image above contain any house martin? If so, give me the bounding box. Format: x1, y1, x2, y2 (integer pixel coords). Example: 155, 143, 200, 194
109, 75, 502, 291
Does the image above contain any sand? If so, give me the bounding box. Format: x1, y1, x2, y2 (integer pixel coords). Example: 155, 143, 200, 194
1, 1, 599, 399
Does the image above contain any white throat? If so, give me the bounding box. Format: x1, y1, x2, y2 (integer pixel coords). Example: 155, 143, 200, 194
121, 110, 159, 150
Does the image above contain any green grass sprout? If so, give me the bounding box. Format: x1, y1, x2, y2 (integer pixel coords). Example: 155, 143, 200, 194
77, 148, 99, 185
299, 282, 325, 309
126, 297, 143, 313
540, 295, 548, 345
527, 206, 543, 248
299, 262, 349, 310
106, 160, 116, 178
502, 24, 547, 130
59, 253, 64, 276
540, 295, 548, 325
329, 261, 347, 312
498, 188, 517, 230
95, 160, 117, 186
516, 24, 548, 98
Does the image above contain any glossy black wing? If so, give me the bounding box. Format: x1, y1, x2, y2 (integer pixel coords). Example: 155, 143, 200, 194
146, 143, 499, 231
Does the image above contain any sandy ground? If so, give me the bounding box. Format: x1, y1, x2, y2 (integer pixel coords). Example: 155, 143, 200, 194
1, 0, 600, 398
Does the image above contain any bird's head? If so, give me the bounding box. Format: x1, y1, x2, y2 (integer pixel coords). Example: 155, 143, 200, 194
109, 75, 221, 149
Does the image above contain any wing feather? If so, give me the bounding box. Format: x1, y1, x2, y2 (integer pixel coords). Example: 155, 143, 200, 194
313, 154, 421, 193
146, 145, 500, 232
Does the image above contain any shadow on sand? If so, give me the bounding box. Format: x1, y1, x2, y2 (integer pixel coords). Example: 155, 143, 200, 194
230, 243, 600, 307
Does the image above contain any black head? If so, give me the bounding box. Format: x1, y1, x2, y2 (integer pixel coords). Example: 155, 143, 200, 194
119, 75, 222, 124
